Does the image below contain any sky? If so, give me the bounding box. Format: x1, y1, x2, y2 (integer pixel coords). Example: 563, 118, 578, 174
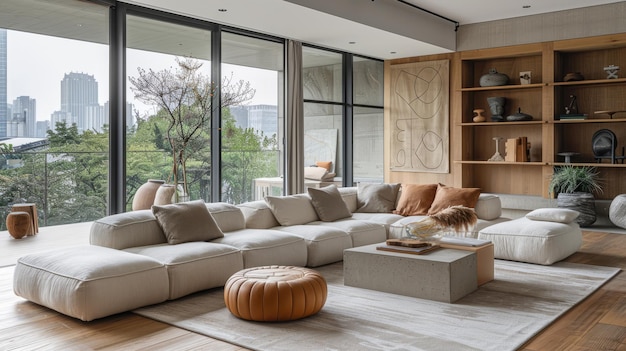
6, 30, 279, 122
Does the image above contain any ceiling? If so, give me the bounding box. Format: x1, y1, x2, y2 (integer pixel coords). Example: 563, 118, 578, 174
124, 0, 625, 59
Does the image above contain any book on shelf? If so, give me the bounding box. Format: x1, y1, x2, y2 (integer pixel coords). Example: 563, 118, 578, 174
558, 114, 588, 120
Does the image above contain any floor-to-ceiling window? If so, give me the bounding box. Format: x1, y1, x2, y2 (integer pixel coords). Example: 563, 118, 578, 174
221, 32, 284, 203
0, 0, 109, 228
125, 13, 213, 208
302, 47, 344, 188
353, 56, 384, 183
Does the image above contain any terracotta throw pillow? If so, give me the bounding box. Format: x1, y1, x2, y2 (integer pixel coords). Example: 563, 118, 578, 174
315, 161, 332, 171
308, 185, 352, 221
428, 184, 481, 215
393, 183, 438, 216
152, 200, 224, 244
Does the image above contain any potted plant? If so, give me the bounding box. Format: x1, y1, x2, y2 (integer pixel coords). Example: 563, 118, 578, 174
548, 165, 602, 227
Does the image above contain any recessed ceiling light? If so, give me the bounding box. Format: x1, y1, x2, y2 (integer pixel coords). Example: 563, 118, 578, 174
522, 5, 531, 9
218, 8, 227, 12
390, 51, 397, 54
349, 41, 356, 44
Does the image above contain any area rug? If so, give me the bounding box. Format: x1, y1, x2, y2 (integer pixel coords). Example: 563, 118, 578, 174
134, 260, 619, 351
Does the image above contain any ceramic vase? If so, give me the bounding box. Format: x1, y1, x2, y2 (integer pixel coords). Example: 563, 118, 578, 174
479, 68, 510, 87
132, 179, 165, 210
153, 184, 177, 206
557, 192, 596, 227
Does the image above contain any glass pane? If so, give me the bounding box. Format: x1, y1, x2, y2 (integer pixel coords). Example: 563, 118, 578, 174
126, 15, 212, 208
354, 106, 384, 183
0, 0, 109, 228
302, 46, 342, 103
304, 103, 343, 189
221, 32, 284, 204
354, 57, 384, 106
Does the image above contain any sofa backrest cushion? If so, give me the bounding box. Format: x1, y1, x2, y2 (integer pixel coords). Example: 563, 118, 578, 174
355, 183, 401, 213
307, 185, 352, 221
90, 210, 166, 250
265, 194, 319, 226
393, 183, 438, 216
205, 202, 246, 232
475, 194, 502, 220
237, 200, 280, 229
428, 184, 481, 215
338, 187, 358, 212
152, 200, 224, 244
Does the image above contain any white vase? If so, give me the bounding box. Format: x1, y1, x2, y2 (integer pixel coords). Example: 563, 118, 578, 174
132, 179, 165, 210
153, 184, 177, 206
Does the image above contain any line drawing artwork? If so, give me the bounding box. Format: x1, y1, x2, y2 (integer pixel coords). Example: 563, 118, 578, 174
390, 60, 449, 173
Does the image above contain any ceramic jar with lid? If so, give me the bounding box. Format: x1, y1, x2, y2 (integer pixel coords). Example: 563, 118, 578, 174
479, 68, 510, 87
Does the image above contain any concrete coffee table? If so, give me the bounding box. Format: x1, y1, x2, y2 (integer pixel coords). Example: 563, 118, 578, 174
343, 243, 477, 303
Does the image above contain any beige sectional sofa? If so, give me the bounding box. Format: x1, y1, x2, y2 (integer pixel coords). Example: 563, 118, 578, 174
14, 183, 507, 321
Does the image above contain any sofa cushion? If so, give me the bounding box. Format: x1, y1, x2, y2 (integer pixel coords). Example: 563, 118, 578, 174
265, 194, 319, 226
428, 184, 481, 215
393, 183, 438, 216
474, 194, 502, 220
90, 210, 165, 250
356, 183, 401, 213
152, 200, 224, 244
525, 208, 579, 224
238, 200, 280, 229
338, 187, 358, 212
308, 185, 352, 222
205, 202, 245, 232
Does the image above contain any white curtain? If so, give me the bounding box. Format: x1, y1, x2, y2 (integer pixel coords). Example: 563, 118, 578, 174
286, 40, 304, 194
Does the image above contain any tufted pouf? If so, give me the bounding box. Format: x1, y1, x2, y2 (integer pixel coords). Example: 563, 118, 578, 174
609, 194, 626, 229
224, 265, 327, 322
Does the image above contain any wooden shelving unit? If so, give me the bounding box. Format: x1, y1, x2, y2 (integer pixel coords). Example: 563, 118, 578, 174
454, 34, 626, 200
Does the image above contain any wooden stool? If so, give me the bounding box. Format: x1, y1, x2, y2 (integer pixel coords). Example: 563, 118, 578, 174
224, 265, 327, 321
11, 203, 38, 235
6, 211, 32, 239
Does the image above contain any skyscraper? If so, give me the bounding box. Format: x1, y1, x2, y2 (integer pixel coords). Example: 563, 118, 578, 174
60, 72, 99, 133
0, 29, 7, 137
10, 95, 36, 137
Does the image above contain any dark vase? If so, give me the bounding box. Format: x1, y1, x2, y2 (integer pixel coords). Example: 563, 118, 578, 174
557, 192, 596, 227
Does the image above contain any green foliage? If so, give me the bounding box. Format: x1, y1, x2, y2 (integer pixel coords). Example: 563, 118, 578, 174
548, 165, 603, 195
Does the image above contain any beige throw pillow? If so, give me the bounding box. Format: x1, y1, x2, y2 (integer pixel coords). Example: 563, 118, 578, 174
356, 183, 401, 213
152, 200, 224, 244
265, 194, 319, 226
308, 185, 352, 221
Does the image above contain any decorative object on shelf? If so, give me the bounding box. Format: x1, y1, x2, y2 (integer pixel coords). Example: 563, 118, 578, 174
488, 137, 505, 162
6, 211, 32, 239
549, 165, 603, 227
519, 71, 531, 85
506, 107, 533, 121
132, 179, 165, 210
563, 72, 584, 82
479, 68, 509, 87
557, 152, 580, 163
564, 94, 578, 115
505, 137, 530, 162
604, 64, 619, 79
404, 205, 477, 242
472, 109, 486, 122
592, 129, 626, 164
487, 96, 506, 122
594, 110, 626, 119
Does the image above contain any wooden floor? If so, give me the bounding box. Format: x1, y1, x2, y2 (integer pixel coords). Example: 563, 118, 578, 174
1, 231, 624, 350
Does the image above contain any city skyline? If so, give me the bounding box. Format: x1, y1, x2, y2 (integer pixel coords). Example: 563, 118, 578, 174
5, 29, 279, 126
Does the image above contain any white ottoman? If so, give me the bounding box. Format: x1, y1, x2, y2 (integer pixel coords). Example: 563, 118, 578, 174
478, 214, 582, 265
609, 194, 626, 229
13, 245, 169, 321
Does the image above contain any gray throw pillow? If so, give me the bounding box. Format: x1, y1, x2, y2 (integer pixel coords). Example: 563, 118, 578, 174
152, 200, 224, 244
308, 185, 352, 221
356, 183, 401, 213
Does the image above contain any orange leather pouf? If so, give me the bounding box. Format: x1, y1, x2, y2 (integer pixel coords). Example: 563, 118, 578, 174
224, 265, 327, 322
